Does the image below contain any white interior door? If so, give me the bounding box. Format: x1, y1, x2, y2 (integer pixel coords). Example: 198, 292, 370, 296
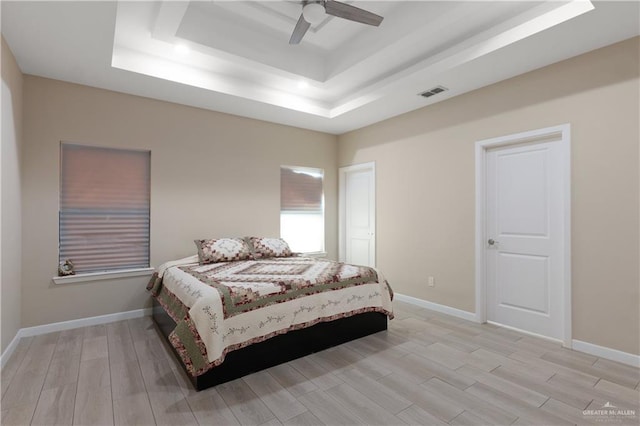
339, 163, 375, 267
485, 138, 566, 340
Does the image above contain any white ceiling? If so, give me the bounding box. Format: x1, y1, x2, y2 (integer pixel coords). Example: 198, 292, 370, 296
2, 1, 639, 134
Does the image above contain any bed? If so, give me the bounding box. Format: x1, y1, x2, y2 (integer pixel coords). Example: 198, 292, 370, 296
147, 237, 394, 391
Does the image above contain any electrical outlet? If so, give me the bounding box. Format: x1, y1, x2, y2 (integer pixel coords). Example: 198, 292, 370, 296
428, 276, 435, 287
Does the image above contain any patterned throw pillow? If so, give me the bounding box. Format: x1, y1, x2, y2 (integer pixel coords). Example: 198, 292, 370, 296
194, 238, 253, 264
248, 237, 293, 259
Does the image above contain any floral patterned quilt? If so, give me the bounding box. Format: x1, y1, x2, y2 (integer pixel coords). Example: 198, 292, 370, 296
147, 257, 394, 377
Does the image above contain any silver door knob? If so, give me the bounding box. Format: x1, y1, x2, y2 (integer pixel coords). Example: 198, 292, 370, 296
488, 239, 497, 246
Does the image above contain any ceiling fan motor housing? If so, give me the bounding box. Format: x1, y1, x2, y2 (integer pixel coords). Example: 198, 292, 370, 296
302, 1, 326, 25
290, 0, 384, 45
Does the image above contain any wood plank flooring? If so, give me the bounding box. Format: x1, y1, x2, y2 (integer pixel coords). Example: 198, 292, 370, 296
2, 301, 639, 425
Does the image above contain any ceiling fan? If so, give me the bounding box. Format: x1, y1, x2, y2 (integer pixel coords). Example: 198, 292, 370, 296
289, 1, 384, 45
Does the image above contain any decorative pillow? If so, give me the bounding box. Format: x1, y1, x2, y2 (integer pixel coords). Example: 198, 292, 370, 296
248, 237, 293, 259
194, 238, 253, 264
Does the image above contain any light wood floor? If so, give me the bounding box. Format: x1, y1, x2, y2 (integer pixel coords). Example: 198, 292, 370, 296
1, 300, 639, 425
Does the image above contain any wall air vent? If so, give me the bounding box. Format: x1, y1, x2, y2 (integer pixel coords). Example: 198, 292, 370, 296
419, 86, 448, 98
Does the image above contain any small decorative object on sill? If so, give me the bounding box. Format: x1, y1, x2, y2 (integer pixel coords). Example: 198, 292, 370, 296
58, 259, 75, 276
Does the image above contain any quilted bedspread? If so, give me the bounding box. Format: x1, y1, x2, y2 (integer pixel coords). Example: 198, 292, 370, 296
147, 256, 394, 377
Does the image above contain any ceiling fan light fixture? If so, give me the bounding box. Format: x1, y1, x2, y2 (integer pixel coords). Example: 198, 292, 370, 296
290, 0, 383, 44
302, 2, 326, 25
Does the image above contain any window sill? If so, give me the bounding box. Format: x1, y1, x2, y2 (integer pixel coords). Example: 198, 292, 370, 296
52, 267, 155, 285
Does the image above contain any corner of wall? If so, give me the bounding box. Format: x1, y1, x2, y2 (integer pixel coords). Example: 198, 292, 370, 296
1, 35, 24, 356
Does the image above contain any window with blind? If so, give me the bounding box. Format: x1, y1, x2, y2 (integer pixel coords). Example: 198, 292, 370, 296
280, 166, 324, 253
59, 143, 150, 274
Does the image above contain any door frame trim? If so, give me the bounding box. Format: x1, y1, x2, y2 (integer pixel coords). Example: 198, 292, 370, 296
339, 162, 376, 265
474, 124, 572, 348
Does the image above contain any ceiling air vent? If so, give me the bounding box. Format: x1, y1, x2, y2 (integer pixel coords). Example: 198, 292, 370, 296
419, 86, 448, 98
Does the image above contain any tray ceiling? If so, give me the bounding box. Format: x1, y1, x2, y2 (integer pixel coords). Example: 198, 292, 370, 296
2, 1, 639, 133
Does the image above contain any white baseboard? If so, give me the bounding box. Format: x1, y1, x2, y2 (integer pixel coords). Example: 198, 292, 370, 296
394, 293, 640, 368
0, 332, 23, 369
18, 308, 153, 338
572, 339, 640, 368
1, 308, 152, 369
394, 293, 477, 322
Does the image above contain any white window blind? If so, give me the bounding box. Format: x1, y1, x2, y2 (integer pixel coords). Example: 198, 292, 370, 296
280, 166, 324, 253
59, 143, 150, 274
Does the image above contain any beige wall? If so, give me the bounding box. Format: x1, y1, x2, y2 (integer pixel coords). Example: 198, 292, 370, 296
1, 37, 24, 352
338, 37, 640, 355
21, 77, 338, 327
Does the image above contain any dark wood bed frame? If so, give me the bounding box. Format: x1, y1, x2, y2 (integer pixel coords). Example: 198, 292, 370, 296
152, 299, 388, 391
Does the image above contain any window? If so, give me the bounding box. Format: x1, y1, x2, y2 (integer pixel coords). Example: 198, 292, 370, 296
280, 166, 324, 254
59, 143, 150, 274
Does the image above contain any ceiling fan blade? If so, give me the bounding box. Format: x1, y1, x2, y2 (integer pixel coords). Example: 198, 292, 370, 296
324, 1, 383, 26
289, 13, 311, 44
